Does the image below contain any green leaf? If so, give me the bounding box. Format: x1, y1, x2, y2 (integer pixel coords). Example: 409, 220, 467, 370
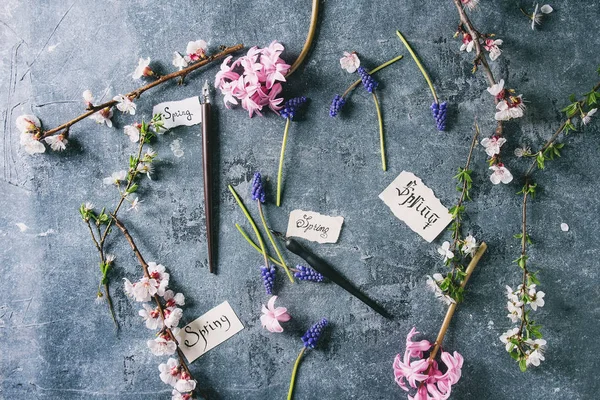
569, 94, 577, 103
561, 102, 578, 118
519, 358, 527, 372
126, 184, 138, 194
536, 152, 545, 169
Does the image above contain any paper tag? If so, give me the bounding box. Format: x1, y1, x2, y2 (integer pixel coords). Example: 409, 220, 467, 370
176, 301, 244, 363
379, 171, 452, 242
286, 210, 344, 244
152, 96, 202, 129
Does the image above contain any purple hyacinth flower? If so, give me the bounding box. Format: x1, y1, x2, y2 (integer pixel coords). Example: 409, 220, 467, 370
294, 265, 324, 282
431, 101, 448, 131
280, 97, 308, 120
251, 172, 266, 203
329, 95, 346, 117
357, 67, 379, 93
260, 265, 276, 295
301, 318, 328, 349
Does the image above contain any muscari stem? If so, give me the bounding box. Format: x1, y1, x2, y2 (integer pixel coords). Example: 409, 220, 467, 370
372, 92, 386, 171
342, 55, 404, 98
235, 224, 283, 267
287, 0, 319, 77
396, 30, 438, 104
287, 347, 307, 400
257, 202, 295, 283
277, 118, 291, 207
429, 242, 487, 361
228, 185, 270, 269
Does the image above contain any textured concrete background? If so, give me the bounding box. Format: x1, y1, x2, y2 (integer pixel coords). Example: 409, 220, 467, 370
1, 1, 599, 399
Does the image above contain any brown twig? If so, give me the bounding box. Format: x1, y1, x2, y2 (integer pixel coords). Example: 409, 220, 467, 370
451, 0, 504, 139
286, 0, 319, 77
112, 216, 194, 379
40, 44, 243, 139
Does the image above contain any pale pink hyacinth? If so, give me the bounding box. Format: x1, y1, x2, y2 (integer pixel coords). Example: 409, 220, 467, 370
89, 107, 114, 127
481, 136, 506, 157
340, 51, 360, 73
489, 164, 513, 185
393, 327, 464, 399
132, 57, 154, 79
260, 295, 291, 333
214, 41, 290, 117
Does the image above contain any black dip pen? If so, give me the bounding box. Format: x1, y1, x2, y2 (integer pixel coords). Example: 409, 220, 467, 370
271, 230, 392, 319
201, 81, 215, 273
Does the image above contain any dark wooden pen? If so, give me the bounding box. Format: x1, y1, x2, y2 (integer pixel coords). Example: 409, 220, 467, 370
201, 81, 215, 273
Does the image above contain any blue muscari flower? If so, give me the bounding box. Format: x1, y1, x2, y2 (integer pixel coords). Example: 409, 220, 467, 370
430, 101, 448, 131
301, 318, 328, 349
260, 265, 276, 295
329, 94, 346, 117
357, 66, 379, 93
294, 265, 324, 282
251, 172, 266, 203
280, 96, 308, 120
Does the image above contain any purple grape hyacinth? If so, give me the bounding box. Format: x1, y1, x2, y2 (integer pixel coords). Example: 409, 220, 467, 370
329, 94, 346, 117
280, 97, 308, 120
431, 101, 448, 131
301, 318, 328, 349
357, 66, 379, 93
260, 265, 276, 295
251, 172, 266, 203
294, 265, 324, 282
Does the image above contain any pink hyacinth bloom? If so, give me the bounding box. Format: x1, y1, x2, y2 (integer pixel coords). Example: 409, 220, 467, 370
260, 296, 291, 333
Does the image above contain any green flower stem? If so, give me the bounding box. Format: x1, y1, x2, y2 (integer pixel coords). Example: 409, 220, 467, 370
342, 55, 404, 98
372, 93, 386, 171
396, 30, 438, 104
287, 347, 306, 400
257, 202, 295, 283
228, 185, 269, 269
235, 224, 283, 267
277, 118, 291, 207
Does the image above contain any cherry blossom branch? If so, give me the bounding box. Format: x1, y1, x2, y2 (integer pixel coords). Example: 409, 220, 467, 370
429, 242, 487, 361
286, 0, 319, 77
40, 44, 243, 140
112, 216, 194, 381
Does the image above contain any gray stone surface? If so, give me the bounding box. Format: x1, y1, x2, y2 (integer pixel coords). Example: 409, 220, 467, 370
1, 1, 599, 399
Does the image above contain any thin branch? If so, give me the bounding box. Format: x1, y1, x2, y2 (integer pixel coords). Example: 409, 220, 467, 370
40, 44, 244, 139
286, 0, 319, 77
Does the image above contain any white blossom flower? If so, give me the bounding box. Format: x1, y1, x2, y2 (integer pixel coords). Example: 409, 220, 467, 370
526, 347, 545, 366
124, 124, 140, 142
500, 327, 520, 351
484, 39, 503, 61
128, 196, 143, 212
147, 336, 177, 356
132, 57, 153, 79
105, 253, 116, 264
186, 40, 207, 62
164, 290, 185, 307
123, 278, 135, 299
16, 114, 41, 133
44, 134, 68, 151
132, 277, 159, 302
89, 107, 114, 127
20, 133, 46, 155
103, 170, 128, 185
172, 52, 189, 70
481, 136, 507, 157
582, 108, 597, 125
495, 95, 526, 121
95, 292, 104, 304
114, 95, 137, 115
175, 377, 197, 393
426, 273, 455, 305
159, 358, 182, 387
505, 285, 522, 305
507, 301, 523, 323
437, 241, 454, 262
339, 51, 360, 73
461, 0, 479, 10
84, 202, 95, 211
460, 33, 475, 52
486, 79, 505, 97
144, 148, 157, 160
531, 4, 553, 30
461, 234, 477, 255
164, 307, 183, 329
528, 287, 545, 311
514, 145, 531, 158
489, 164, 513, 185
136, 162, 153, 179
83, 90, 94, 107
139, 303, 163, 330
148, 262, 170, 296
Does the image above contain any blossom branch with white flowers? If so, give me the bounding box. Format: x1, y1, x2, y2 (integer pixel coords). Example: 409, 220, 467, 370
452, 0, 525, 185
113, 216, 197, 400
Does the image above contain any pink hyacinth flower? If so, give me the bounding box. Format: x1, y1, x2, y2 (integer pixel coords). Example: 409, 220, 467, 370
260, 296, 291, 333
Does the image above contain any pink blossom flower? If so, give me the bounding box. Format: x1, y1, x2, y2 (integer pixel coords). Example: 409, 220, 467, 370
44, 134, 68, 151
164, 307, 183, 329
480, 136, 506, 157
148, 334, 177, 356
159, 357, 181, 387
260, 295, 291, 333
172, 52, 188, 70
83, 90, 94, 107
175, 371, 196, 392
124, 124, 141, 142
139, 303, 163, 329
495, 95, 526, 121
486, 79, 505, 99
16, 114, 41, 134
20, 133, 46, 155
489, 164, 513, 185
89, 107, 114, 127
340, 51, 360, 73
171, 389, 192, 400
186, 40, 207, 62
484, 39, 503, 61
148, 262, 170, 296
114, 95, 136, 115
460, 33, 474, 52
132, 57, 154, 79
164, 290, 185, 308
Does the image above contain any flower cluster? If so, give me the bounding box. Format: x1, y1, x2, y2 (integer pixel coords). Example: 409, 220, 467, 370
487, 79, 526, 122
393, 328, 463, 399
294, 265, 324, 282
123, 263, 196, 399
430, 102, 447, 131
260, 265, 276, 295
460, 33, 504, 62
357, 66, 379, 93
214, 41, 290, 117
301, 318, 328, 349
280, 96, 308, 120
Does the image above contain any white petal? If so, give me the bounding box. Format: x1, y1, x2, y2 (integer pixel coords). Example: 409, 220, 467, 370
540, 4, 553, 14
560, 222, 569, 232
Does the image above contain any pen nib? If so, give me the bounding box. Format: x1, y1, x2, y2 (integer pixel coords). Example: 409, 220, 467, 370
202, 80, 210, 103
